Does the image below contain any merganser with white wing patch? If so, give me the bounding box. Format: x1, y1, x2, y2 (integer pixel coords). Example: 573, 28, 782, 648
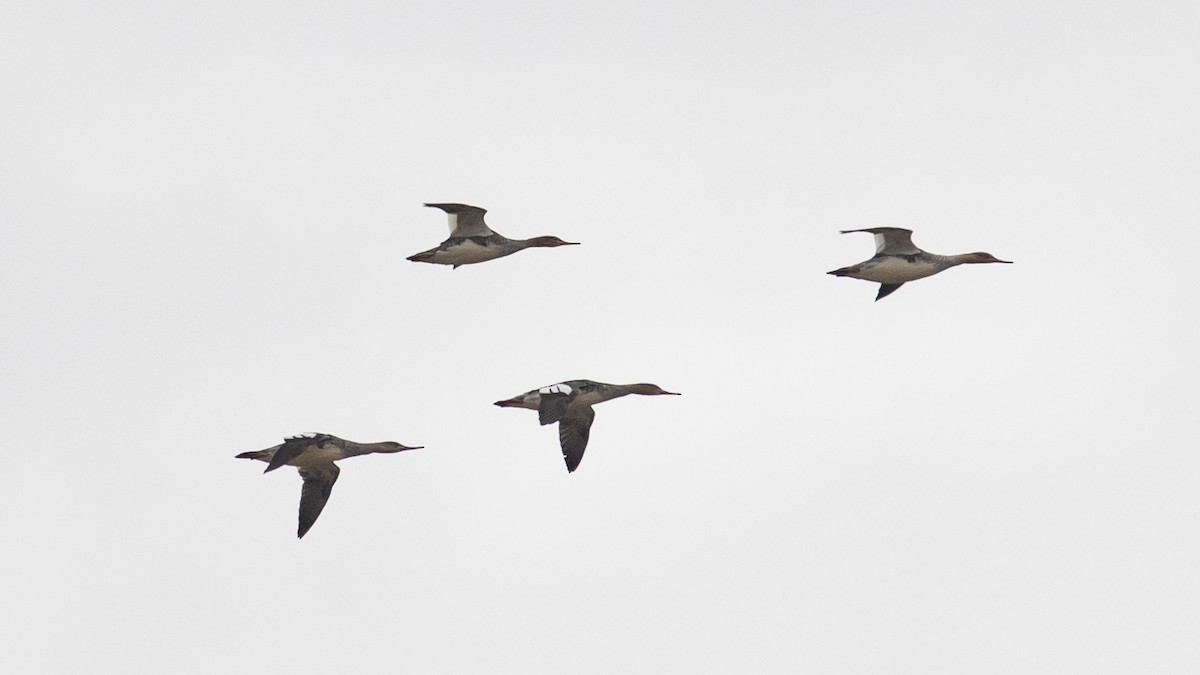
494, 380, 680, 473
828, 227, 1011, 301
407, 203, 579, 268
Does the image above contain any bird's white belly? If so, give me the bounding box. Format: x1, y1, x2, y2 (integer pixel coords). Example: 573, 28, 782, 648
859, 257, 940, 284
434, 240, 506, 265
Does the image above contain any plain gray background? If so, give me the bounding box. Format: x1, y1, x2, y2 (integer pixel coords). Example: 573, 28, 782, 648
3, 0, 1198, 672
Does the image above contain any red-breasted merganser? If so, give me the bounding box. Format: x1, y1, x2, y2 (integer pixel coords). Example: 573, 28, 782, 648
495, 380, 680, 472
407, 203, 578, 268
828, 227, 1011, 300
236, 434, 422, 538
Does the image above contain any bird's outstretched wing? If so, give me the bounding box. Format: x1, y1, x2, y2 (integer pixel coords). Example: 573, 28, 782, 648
840, 228, 919, 255
424, 203, 495, 237
297, 464, 340, 539
558, 407, 596, 473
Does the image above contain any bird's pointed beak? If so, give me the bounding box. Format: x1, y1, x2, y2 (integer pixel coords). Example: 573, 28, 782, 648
494, 397, 522, 407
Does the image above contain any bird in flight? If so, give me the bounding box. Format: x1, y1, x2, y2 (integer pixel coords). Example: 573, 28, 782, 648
236, 434, 423, 538
407, 203, 578, 268
495, 380, 680, 472
828, 228, 1011, 300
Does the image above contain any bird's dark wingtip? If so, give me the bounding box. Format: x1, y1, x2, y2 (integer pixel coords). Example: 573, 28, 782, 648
874, 283, 903, 301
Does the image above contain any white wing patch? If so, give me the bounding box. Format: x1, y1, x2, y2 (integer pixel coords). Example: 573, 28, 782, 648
539, 383, 573, 396
446, 212, 458, 235
873, 232, 888, 254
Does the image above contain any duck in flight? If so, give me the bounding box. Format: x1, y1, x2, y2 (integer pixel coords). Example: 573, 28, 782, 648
236, 434, 423, 538
495, 380, 680, 473
407, 203, 578, 268
828, 228, 1011, 301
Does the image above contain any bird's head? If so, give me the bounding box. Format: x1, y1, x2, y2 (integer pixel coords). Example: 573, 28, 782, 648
628, 383, 681, 396
527, 236, 580, 248
963, 252, 1012, 264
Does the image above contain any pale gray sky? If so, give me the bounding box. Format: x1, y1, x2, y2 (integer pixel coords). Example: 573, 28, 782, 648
3, 1, 1199, 672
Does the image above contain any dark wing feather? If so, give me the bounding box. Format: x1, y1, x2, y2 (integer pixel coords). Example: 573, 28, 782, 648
266, 437, 311, 473
876, 283, 904, 301
538, 393, 574, 426
297, 464, 340, 538
558, 407, 596, 473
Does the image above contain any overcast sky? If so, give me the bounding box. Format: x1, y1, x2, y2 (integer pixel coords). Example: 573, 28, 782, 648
3, 1, 1199, 672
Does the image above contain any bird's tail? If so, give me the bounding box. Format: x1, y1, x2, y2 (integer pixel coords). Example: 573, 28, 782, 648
827, 265, 860, 277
